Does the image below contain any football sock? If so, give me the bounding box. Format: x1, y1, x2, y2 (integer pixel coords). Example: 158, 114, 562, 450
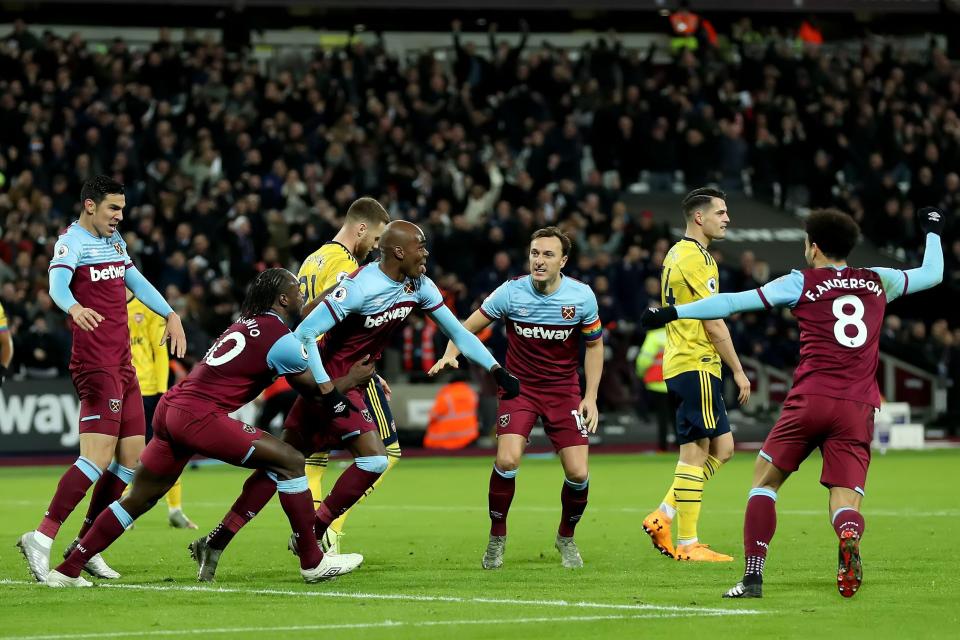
165, 477, 183, 511
305, 452, 328, 507
330, 443, 401, 535
78, 462, 134, 538
659, 455, 722, 522
831, 507, 865, 539
743, 488, 777, 582
274, 476, 322, 569
488, 465, 517, 536
674, 463, 705, 545
38, 457, 101, 539
703, 454, 723, 481
207, 470, 277, 550
658, 479, 678, 520
57, 501, 132, 579
314, 459, 384, 538
558, 477, 589, 537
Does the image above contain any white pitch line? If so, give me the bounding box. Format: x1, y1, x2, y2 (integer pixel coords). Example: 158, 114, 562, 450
0, 580, 762, 616
0, 612, 752, 640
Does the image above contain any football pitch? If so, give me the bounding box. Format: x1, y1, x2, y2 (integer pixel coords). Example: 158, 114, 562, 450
1, 450, 958, 639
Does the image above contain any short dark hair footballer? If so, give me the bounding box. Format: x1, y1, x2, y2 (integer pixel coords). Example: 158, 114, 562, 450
805, 208, 861, 260
240, 268, 293, 319
681, 187, 726, 219
80, 175, 124, 207
345, 197, 390, 226
531, 226, 572, 256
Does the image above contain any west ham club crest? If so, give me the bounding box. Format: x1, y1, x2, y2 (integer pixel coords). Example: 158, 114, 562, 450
108, 399, 122, 413
561, 305, 576, 320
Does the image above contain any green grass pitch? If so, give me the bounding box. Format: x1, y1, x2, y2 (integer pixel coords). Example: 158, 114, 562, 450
1, 450, 959, 639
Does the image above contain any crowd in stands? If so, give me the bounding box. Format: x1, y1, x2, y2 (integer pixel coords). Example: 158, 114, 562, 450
0, 17, 958, 417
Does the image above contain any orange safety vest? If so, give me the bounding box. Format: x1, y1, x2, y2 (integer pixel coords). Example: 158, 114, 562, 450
669, 11, 700, 36
644, 348, 664, 386
423, 381, 479, 450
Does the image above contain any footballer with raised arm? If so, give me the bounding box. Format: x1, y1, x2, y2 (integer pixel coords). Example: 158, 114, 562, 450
641, 207, 945, 598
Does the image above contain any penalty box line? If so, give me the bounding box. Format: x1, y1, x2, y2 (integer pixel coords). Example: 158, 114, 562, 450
2, 612, 757, 640
1, 579, 764, 616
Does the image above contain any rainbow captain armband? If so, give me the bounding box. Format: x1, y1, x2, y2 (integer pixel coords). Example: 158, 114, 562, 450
582, 318, 602, 341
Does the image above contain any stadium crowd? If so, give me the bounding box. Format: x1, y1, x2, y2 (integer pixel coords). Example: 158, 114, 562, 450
0, 18, 959, 416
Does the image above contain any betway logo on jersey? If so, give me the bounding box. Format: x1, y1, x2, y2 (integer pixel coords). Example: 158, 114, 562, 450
513, 324, 574, 341
364, 305, 413, 328
89, 264, 126, 282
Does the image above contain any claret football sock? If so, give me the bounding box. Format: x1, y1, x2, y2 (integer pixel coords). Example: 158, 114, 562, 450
207, 470, 278, 550
37, 457, 102, 540
558, 477, 589, 538
488, 466, 517, 537
831, 507, 865, 539
314, 461, 383, 538
78, 462, 134, 538
743, 487, 778, 580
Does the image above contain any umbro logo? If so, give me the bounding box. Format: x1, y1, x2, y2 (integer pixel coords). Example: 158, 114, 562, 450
929, 211, 942, 221
323, 567, 343, 576
334, 402, 346, 413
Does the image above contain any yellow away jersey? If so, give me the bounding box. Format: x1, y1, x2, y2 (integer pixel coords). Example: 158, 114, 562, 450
0, 302, 7, 332
297, 241, 359, 305
661, 237, 721, 380
128, 298, 169, 396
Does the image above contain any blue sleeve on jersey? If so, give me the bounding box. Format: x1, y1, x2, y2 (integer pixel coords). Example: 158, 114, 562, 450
266, 333, 310, 375
757, 270, 805, 308
124, 266, 174, 318
429, 304, 498, 371
48, 267, 79, 313
480, 281, 511, 319
49, 233, 82, 271
675, 290, 767, 320
294, 297, 341, 384
869, 233, 943, 302
319, 276, 363, 322
582, 287, 600, 324
418, 277, 445, 311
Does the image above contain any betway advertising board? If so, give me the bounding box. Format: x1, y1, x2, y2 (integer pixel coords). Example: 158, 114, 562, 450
0, 380, 80, 454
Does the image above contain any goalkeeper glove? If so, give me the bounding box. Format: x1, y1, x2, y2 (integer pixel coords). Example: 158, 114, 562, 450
492, 366, 520, 400
640, 306, 679, 329
918, 207, 945, 236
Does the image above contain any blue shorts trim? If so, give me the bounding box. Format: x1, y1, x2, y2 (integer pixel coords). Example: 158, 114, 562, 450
666, 370, 730, 444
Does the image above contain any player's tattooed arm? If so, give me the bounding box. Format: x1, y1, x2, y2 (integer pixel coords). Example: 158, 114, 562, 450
428, 309, 493, 376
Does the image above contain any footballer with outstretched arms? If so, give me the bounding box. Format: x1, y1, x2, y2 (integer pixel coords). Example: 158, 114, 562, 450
641, 207, 944, 599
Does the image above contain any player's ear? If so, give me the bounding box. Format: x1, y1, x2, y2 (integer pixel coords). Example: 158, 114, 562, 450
357, 222, 367, 237
559, 254, 569, 269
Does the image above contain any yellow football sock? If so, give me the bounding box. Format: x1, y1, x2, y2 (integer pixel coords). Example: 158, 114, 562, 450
330, 442, 401, 535
659, 480, 677, 517
703, 454, 722, 481
673, 463, 705, 544
165, 478, 183, 510
306, 452, 329, 507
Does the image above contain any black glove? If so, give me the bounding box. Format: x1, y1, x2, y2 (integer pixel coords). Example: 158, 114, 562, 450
640, 306, 679, 329
322, 386, 358, 420
492, 366, 520, 400
0, 364, 6, 388
918, 207, 945, 236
